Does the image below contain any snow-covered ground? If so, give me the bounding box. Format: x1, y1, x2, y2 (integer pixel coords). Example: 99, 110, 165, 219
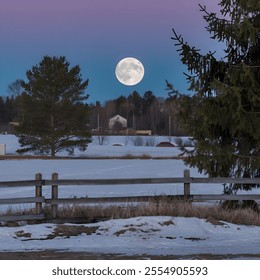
0, 134, 219, 210
0, 134, 189, 158
0, 134, 260, 258
1, 216, 260, 258
0, 158, 225, 215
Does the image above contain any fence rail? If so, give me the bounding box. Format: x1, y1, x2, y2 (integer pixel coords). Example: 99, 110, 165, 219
0, 170, 260, 222
0, 180, 43, 188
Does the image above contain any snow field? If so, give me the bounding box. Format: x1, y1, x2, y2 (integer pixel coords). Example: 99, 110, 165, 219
0, 134, 260, 257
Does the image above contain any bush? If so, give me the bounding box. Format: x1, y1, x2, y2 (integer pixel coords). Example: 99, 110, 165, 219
221, 200, 259, 212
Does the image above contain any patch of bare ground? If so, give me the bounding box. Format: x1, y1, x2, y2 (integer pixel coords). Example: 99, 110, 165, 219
0, 251, 260, 260
14, 225, 99, 241
51, 225, 99, 238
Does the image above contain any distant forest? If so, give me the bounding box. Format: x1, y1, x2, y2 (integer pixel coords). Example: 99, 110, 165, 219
90, 91, 187, 135
0, 87, 188, 136
0, 78, 190, 136
0, 95, 19, 131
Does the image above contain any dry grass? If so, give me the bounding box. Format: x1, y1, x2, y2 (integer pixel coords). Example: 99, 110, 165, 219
43, 199, 260, 226
2, 199, 260, 226
121, 154, 152, 159
0, 154, 179, 160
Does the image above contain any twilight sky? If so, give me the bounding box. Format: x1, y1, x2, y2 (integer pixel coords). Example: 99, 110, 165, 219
0, 0, 221, 103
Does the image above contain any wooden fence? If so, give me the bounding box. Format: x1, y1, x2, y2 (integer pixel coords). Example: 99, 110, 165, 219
0, 170, 260, 222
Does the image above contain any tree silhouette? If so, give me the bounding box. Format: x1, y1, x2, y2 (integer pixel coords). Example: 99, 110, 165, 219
168, 0, 260, 190
16, 56, 91, 157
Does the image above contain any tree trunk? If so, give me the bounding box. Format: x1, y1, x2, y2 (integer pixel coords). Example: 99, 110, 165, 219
51, 149, 56, 157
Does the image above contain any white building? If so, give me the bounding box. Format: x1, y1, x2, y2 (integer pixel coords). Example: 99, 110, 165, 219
0, 144, 6, 155
109, 115, 127, 130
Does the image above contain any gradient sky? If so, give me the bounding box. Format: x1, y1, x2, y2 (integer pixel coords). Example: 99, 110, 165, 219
0, 0, 221, 104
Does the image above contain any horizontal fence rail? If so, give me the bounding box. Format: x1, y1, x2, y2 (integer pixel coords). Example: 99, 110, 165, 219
0, 197, 44, 205
0, 170, 260, 222
0, 214, 45, 222
49, 178, 260, 185
0, 180, 43, 188
0, 177, 259, 188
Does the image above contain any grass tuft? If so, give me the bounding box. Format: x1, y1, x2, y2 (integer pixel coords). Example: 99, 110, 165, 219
2, 200, 260, 226
45, 200, 260, 226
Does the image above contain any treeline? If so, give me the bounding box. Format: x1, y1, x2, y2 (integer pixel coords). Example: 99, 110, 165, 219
0, 95, 20, 128
0, 79, 24, 132
0, 84, 188, 136
89, 90, 187, 136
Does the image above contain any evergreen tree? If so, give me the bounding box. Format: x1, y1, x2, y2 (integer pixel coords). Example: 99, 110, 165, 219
4, 96, 16, 123
0, 97, 5, 123
168, 0, 260, 190
127, 91, 143, 116
143, 91, 156, 113
114, 95, 127, 116
16, 56, 91, 157
8, 79, 23, 97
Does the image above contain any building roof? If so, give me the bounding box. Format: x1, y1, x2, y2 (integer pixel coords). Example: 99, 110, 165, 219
156, 141, 176, 147
109, 114, 127, 129
109, 114, 127, 121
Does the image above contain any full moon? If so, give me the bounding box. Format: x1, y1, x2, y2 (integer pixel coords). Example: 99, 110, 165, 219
115, 57, 144, 86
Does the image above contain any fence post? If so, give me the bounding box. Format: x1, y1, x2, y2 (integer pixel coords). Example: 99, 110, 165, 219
35, 173, 42, 215
51, 173, 58, 219
184, 169, 191, 201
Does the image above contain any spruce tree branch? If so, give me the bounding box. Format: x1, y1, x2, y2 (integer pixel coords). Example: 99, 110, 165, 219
171, 28, 215, 75
230, 64, 260, 68
165, 80, 185, 98
198, 3, 232, 24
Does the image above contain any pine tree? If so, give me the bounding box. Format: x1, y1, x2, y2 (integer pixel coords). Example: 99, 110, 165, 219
8, 79, 23, 97
0, 97, 5, 124
168, 0, 260, 190
15, 56, 91, 157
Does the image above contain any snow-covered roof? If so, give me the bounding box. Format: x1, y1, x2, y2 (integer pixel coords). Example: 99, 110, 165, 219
109, 114, 127, 129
